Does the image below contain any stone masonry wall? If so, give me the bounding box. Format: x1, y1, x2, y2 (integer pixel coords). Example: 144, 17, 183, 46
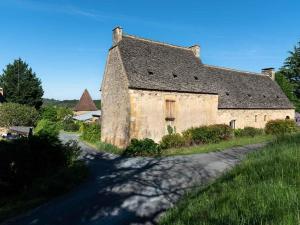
217, 109, 295, 128
101, 46, 130, 148
129, 89, 219, 143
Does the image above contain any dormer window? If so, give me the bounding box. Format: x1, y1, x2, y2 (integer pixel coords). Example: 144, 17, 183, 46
173, 73, 178, 78
194, 76, 198, 80
148, 70, 154, 75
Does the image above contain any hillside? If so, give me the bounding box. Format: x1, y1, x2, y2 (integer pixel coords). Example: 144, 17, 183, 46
43, 98, 101, 109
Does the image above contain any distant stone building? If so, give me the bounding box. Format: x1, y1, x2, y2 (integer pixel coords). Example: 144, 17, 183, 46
74, 89, 98, 116
101, 27, 295, 148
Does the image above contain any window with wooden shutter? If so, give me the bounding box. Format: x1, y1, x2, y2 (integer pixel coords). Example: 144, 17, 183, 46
165, 100, 175, 121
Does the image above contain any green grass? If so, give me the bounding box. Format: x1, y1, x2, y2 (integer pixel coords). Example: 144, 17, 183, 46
81, 139, 123, 155
162, 135, 273, 156
159, 133, 300, 225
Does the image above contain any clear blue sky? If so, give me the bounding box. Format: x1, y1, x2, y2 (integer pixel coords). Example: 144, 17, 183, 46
1, 0, 299, 100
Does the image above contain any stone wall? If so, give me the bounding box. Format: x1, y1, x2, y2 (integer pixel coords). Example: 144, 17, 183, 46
101, 46, 130, 148
217, 109, 295, 128
129, 89, 219, 143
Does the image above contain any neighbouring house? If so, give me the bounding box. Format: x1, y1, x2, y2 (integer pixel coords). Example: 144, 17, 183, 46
74, 89, 98, 115
101, 27, 295, 148
73, 111, 101, 123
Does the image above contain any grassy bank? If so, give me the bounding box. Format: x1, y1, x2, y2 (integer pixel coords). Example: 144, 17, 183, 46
162, 135, 273, 156
160, 133, 300, 225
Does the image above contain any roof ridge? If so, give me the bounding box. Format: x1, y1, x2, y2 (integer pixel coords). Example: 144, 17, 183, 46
123, 34, 193, 51
204, 64, 266, 76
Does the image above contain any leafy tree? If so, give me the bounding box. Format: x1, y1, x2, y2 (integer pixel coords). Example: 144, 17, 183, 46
41, 106, 58, 122
0, 58, 44, 109
34, 119, 61, 137
57, 107, 73, 121
0, 102, 39, 127
280, 41, 300, 97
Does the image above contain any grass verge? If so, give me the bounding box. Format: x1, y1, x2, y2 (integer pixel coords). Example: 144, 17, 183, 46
162, 135, 273, 156
159, 133, 300, 225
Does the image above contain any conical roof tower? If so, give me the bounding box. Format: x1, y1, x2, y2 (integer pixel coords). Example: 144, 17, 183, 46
74, 89, 97, 111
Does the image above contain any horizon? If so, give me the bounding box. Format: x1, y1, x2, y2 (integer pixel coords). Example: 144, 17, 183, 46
1, 0, 300, 100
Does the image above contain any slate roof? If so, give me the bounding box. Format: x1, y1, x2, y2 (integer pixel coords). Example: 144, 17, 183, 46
74, 89, 98, 111
116, 35, 294, 109
73, 110, 101, 121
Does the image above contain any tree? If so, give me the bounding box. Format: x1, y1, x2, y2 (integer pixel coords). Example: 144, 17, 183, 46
0, 103, 39, 127
280, 41, 300, 97
0, 58, 44, 109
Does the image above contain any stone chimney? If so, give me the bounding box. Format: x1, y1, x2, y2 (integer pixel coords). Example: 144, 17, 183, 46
261, 68, 275, 80
189, 45, 200, 58
112, 26, 123, 46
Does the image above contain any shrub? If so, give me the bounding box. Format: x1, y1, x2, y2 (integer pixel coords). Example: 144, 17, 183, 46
265, 119, 297, 136
35, 119, 61, 137
182, 124, 233, 145
40, 105, 58, 122
61, 116, 79, 132
124, 138, 160, 156
80, 123, 101, 143
96, 142, 122, 154
0, 135, 82, 195
234, 127, 264, 137
160, 133, 186, 149
0, 102, 39, 127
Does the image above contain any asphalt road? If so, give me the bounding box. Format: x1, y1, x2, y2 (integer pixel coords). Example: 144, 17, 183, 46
3, 133, 265, 225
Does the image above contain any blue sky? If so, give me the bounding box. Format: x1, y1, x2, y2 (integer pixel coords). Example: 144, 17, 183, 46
0, 0, 299, 100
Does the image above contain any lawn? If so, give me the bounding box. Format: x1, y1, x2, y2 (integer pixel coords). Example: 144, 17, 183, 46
159, 133, 300, 225
162, 135, 273, 156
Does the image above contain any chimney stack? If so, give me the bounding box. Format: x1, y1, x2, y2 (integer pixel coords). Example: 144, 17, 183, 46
261, 68, 275, 80
112, 26, 123, 46
189, 45, 200, 58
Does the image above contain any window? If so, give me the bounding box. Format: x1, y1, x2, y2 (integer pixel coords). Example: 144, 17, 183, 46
286, 116, 290, 120
165, 100, 175, 121
194, 76, 198, 80
229, 120, 236, 129
148, 70, 154, 75
264, 115, 267, 121
255, 115, 258, 122
173, 73, 178, 78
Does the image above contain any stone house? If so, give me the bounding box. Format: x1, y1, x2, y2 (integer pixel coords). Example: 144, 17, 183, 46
101, 27, 295, 148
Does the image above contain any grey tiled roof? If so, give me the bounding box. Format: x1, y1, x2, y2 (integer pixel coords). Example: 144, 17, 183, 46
117, 35, 294, 109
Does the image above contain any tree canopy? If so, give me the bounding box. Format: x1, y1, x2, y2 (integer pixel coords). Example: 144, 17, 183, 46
277, 41, 300, 111
0, 58, 44, 109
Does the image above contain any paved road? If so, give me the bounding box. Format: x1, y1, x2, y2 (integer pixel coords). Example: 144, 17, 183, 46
3, 133, 265, 225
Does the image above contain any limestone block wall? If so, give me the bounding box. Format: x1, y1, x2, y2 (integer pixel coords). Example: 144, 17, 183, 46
101, 46, 130, 148
129, 89, 218, 143
217, 109, 295, 129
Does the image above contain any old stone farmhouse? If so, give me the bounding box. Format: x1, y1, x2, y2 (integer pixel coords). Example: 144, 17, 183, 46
101, 27, 295, 148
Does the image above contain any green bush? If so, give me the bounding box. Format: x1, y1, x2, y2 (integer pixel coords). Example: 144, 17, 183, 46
34, 119, 61, 137
160, 133, 186, 149
234, 127, 264, 137
0, 135, 82, 195
80, 123, 101, 143
96, 142, 122, 154
0, 103, 39, 127
123, 138, 160, 156
40, 105, 58, 122
182, 124, 233, 145
61, 117, 79, 132
265, 119, 297, 136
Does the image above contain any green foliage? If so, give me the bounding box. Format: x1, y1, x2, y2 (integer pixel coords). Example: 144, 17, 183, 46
0, 59, 44, 109
265, 119, 297, 136
57, 107, 73, 121
0, 135, 82, 195
124, 138, 161, 156
0, 102, 39, 127
40, 106, 58, 122
234, 127, 264, 137
95, 142, 123, 154
167, 125, 176, 135
160, 133, 187, 149
61, 117, 79, 132
160, 133, 300, 225
35, 119, 61, 137
182, 124, 233, 145
80, 123, 101, 143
